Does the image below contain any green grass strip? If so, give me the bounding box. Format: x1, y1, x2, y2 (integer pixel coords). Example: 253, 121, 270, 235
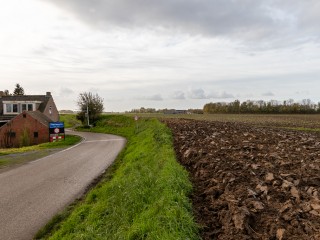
0, 135, 81, 156
59, 114, 82, 128
0, 135, 82, 169
38, 115, 200, 240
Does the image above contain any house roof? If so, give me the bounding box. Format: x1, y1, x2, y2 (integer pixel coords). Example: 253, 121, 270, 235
0, 93, 51, 115
26, 111, 52, 127
0, 95, 49, 102
0, 111, 52, 130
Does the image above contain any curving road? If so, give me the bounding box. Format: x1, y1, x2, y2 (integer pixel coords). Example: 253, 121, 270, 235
0, 130, 126, 240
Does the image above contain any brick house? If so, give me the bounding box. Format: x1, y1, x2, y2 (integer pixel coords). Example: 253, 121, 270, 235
0, 92, 59, 148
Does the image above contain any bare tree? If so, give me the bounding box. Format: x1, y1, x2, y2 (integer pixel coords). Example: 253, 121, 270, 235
76, 92, 104, 125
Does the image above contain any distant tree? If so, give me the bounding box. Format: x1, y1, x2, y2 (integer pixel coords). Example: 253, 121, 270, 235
188, 109, 203, 114
4, 89, 10, 96
203, 99, 319, 114
76, 92, 104, 125
13, 83, 24, 95
230, 100, 241, 113
240, 101, 248, 113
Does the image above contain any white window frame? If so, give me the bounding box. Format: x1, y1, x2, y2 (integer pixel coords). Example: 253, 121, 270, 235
3, 102, 37, 114
4, 103, 19, 114
21, 103, 34, 111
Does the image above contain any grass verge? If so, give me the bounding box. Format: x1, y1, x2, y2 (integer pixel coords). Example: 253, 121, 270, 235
0, 135, 82, 168
59, 114, 82, 128
36, 115, 199, 240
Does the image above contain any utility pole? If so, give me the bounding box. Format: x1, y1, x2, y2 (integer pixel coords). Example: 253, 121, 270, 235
86, 103, 90, 126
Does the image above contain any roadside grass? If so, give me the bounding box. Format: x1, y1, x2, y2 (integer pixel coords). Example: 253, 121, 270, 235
0, 135, 82, 156
37, 115, 200, 240
0, 135, 82, 168
59, 114, 82, 128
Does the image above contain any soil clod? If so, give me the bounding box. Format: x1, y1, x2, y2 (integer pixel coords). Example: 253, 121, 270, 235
164, 119, 320, 239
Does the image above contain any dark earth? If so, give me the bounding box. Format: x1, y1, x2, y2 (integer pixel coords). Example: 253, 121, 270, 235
164, 119, 320, 240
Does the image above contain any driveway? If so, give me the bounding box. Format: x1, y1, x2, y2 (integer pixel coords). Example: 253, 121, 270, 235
0, 130, 126, 240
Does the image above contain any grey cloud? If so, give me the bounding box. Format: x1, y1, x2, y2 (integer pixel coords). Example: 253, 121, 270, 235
46, 0, 271, 36
295, 90, 310, 95
171, 91, 185, 100
60, 87, 74, 96
220, 91, 234, 98
45, 0, 320, 47
33, 45, 56, 56
187, 89, 234, 99
262, 91, 274, 97
141, 94, 163, 101
187, 88, 208, 99
208, 91, 234, 99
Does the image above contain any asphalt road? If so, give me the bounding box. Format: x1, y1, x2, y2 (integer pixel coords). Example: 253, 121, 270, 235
0, 130, 126, 240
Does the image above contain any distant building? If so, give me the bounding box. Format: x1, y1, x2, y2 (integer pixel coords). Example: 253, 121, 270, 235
164, 109, 188, 114
0, 92, 59, 148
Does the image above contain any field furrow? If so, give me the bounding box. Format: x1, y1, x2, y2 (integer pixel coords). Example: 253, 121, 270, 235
165, 119, 320, 239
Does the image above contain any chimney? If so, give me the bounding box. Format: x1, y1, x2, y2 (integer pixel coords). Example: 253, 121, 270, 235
46, 92, 51, 97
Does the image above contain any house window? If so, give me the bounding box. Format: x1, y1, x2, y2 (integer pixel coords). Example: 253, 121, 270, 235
34, 132, 38, 138
6, 104, 11, 112
7, 132, 16, 138
22, 104, 33, 111
6, 104, 18, 113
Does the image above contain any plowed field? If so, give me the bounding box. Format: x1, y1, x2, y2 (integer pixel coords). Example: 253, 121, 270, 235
164, 119, 320, 240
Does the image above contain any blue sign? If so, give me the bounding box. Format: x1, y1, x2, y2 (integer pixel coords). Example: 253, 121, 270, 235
49, 122, 64, 128
49, 122, 65, 142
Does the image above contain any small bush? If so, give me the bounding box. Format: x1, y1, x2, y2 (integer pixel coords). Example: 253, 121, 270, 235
20, 128, 30, 147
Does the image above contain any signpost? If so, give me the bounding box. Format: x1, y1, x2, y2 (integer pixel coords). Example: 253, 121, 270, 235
134, 115, 139, 133
49, 122, 65, 142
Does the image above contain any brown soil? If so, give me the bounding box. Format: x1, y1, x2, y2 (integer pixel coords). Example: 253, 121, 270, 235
164, 119, 320, 240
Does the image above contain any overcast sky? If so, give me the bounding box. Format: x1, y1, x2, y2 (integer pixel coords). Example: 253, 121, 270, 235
1, 0, 320, 111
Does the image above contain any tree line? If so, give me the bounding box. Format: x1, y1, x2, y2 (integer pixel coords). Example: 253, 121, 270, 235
203, 99, 320, 114
127, 107, 203, 114
0, 83, 25, 96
